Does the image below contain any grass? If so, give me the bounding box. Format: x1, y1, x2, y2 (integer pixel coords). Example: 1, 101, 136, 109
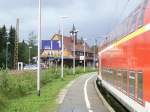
2, 76, 75, 112
0, 67, 96, 112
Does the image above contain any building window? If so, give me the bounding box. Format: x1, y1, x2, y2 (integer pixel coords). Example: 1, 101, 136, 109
137, 72, 143, 104
75, 51, 80, 56
122, 70, 127, 94
129, 71, 135, 99
80, 52, 83, 56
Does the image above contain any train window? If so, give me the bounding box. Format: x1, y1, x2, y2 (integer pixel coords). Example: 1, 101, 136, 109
131, 15, 136, 32
137, 72, 143, 104
105, 68, 108, 81
113, 69, 116, 85
129, 71, 135, 99
117, 70, 122, 90
127, 18, 131, 34
109, 69, 113, 84
122, 70, 128, 94
124, 21, 128, 36
144, 0, 148, 7
102, 67, 108, 81
101, 68, 105, 80
104, 68, 113, 84
138, 11, 144, 28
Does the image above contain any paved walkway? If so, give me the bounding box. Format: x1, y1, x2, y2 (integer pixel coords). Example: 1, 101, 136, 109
58, 73, 108, 112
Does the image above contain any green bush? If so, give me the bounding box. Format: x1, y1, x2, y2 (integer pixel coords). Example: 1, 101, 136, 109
0, 67, 96, 106
0, 94, 7, 110
0, 71, 36, 98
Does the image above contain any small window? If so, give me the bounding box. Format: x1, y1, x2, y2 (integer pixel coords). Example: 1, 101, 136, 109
117, 70, 122, 90
127, 18, 131, 34
101, 68, 104, 79
113, 69, 116, 85
129, 71, 135, 99
105, 68, 110, 82
102, 68, 106, 80
104, 68, 108, 81
109, 69, 113, 84
144, 0, 148, 7
138, 11, 144, 28
122, 70, 128, 94
137, 72, 143, 104
131, 15, 136, 32
80, 52, 84, 56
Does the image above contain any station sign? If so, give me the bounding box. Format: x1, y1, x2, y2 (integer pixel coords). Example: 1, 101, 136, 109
80, 56, 84, 60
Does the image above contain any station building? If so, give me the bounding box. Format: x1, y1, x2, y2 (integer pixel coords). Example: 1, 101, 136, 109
41, 26, 95, 67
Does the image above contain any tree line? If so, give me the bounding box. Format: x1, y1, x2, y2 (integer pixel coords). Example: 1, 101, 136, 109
0, 25, 37, 69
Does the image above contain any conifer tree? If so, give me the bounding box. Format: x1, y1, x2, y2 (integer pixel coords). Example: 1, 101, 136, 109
0, 25, 8, 68
8, 26, 16, 69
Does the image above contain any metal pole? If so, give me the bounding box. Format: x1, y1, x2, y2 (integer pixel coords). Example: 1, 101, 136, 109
84, 41, 85, 72
99, 54, 102, 79
29, 47, 30, 65
93, 39, 96, 69
60, 16, 69, 79
61, 19, 64, 79
100, 55, 101, 74
29, 47, 32, 65
73, 33, 75, 74
37, 0, 41, 96
95, 39, 97, 69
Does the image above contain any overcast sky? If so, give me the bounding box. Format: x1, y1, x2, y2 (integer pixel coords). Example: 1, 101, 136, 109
0, 0, 142, 45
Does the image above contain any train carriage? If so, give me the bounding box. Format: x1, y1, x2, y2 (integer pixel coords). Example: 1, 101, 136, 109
97, 0, 150, 111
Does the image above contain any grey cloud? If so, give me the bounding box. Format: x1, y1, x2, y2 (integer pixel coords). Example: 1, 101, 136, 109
0, 0, 143, 45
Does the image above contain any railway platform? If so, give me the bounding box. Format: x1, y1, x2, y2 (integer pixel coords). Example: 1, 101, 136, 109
58, 73, 109, 112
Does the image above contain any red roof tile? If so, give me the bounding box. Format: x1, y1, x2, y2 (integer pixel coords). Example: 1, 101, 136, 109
51, 34, 93, 53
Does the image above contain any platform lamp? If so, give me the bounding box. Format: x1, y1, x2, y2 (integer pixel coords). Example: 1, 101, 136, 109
70, 25, 79, 75
60, 16, 70, 79
37, 0, 41, 96
83, 38, 87, 72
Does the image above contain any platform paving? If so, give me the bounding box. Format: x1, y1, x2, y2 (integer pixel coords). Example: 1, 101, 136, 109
58, 73, 108, 112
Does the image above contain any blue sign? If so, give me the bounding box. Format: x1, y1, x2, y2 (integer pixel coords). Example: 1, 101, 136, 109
42, 40, 61, 50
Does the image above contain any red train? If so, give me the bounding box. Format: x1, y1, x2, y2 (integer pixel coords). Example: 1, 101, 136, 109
97, 0, 150, 112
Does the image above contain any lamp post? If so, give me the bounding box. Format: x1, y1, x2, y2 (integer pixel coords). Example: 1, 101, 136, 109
60, 16, 69, 79
70, 25, 78, 75
93, 39, 97, 70
29, 46, 32, 66
6, 42, 10, 69
37, 0, 41, 96
83, 38, 87, 72
73, 33, 75, 75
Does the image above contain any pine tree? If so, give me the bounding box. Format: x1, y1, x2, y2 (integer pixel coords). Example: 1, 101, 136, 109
18, 40, 29, 64
8, 26, 16, 69
0, 25, 8, 68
